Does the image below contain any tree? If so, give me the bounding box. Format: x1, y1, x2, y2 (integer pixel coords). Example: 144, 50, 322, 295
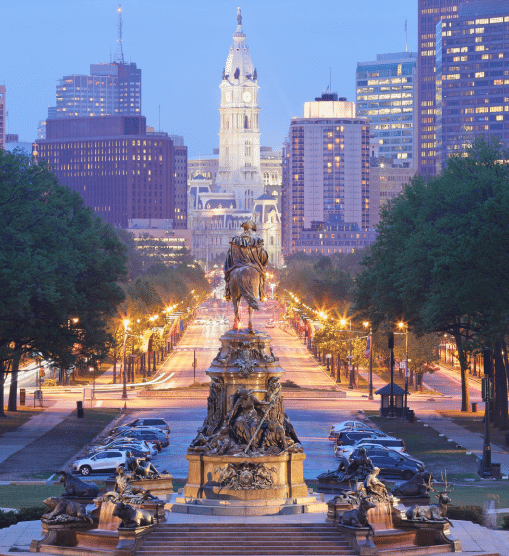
354, 137, 509, 414
0, 149, 126, 412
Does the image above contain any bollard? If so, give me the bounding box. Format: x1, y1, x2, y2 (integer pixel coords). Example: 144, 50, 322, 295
76, 400, 84, 418
472, 402, 478, 413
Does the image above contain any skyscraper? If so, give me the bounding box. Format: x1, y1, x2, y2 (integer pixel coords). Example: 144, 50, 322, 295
436, 0, 509, 169
49, 63, 141, 120
47, 7, 141, 120
0, 86, 5, 150
34, 116, 186, 229
356, 52, 417, 167
281, 93, 374, 256
417, 0, 460, 176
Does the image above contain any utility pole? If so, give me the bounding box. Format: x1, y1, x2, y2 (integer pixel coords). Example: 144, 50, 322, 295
480, 348, 492, 477
388, 332, 395, 417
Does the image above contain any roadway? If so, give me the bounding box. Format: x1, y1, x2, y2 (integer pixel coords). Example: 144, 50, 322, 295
0, 299, 488, 481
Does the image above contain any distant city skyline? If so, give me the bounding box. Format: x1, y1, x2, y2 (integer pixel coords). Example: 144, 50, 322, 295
2, 0, 417, 158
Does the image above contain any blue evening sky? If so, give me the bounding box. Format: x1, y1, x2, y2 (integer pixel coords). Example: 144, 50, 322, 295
2, 0, 417, 158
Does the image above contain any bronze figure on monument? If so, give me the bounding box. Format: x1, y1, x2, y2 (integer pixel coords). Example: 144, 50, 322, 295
224, 220, 268, 333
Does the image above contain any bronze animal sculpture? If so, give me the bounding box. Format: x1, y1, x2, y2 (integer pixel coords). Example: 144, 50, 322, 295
43, 496, 94, 524
224, 220, 268, 334
392, 471, 433, 498
58, 470, 99, 498
406, 473, 453, 525
406, 491, 452, 524
339, 496, 376, 536
112, 501, 154, 529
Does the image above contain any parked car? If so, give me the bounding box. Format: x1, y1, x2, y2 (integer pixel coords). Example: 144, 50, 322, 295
113, 428, 170, 448
109, 417, 170, 435
86, 444, 150, 460
336, 438, 406, 459
333, 430, 388, 447
344, 447, 424, 480
90, 438, 157, 457
72, 450, 128, 476
328, 421, 379, 440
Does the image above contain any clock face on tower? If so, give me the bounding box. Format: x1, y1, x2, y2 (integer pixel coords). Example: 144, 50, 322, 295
225, 91, 232, 103
242, 90, 252, 103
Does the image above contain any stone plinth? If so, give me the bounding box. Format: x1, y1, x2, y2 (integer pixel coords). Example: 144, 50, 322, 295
184, 452, 307, 501
105, 475, 173, 500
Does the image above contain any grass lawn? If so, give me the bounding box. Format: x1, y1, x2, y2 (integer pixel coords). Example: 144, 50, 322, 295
437, 410, 509, 452
0, 485, 64, 510
0, 407, 45, 434
363, 411, 479, 480
0, 408, 122, 481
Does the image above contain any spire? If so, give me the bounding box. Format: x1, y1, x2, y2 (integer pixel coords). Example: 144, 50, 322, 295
114, 4, 124, 65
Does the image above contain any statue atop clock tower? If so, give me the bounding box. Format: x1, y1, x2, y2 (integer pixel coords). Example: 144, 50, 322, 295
216, 8, 264, 211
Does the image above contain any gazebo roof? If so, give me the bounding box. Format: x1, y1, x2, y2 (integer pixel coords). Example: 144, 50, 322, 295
375, 383, 406, 396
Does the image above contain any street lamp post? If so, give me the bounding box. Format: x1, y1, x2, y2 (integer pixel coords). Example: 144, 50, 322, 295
399, 322, 409, 417
388, 332, 395, 417
481, 348, 492, 477
122, 319, 129, 400
364, 322, 374, 400
325, 353, 331, 375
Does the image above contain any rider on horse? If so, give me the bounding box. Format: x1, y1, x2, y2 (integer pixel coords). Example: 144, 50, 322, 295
224, 221, 268, 304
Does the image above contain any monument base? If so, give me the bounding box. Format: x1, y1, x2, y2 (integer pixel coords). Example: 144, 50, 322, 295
170, 452, 326, 515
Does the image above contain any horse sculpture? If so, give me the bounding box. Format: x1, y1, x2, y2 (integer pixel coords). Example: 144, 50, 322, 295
224, 221, 268, 334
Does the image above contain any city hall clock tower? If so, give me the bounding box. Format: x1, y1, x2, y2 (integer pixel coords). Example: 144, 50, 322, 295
216, 7, 263, 210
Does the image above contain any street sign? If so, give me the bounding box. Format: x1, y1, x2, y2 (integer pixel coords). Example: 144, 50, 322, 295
348, 365, 353, 371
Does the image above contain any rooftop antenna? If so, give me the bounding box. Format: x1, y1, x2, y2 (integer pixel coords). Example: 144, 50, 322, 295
405, 19, 408, 52
330, 67, 332, 96
158, 104, 161, 132
114, 5, 124, 64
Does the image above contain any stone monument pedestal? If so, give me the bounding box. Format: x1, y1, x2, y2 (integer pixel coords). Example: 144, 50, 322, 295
184, 452, 307, 500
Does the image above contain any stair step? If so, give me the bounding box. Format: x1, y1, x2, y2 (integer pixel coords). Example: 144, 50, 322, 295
135, 524, 355, 556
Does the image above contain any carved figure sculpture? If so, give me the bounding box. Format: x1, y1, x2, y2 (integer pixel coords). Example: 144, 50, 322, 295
224, 221, 268, 333
58, 470, 99, 498
392, 471, 433, 498
229, 388, 269, 446
103, 466, 155, 503
125, 452, 160, 479
364, 467, 391, 501
112, 501, 154, 529
339, 496, 376, 536
262, 420, 287, 453
215, 461, 276, 490
43, 496, 94, 524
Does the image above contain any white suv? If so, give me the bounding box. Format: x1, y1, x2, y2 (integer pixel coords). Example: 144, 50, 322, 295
73, 450, 127, 476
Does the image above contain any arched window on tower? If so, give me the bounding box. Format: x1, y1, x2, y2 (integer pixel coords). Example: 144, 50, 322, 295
245, 141, 251, 156
244, 115, 249, 129
264, 172, 270, 185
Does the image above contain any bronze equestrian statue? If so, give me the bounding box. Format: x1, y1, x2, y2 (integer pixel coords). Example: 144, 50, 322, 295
224, 221, 268, 333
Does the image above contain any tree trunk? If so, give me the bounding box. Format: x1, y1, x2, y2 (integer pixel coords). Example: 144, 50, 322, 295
112, 358, 117, 385
453, 331, 470, 412
0, 360, 6, 418
7, 351, 21, 412
494, 340, 508, 430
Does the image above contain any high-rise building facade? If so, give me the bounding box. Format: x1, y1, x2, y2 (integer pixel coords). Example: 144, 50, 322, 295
282, 93, 373, 256
0, 86, 5, 150
48, 62, 141, 120
188, 9, 281, 267
33, 116, 187, 229
418, 0, 460, 176
356, 52, 418, 167
436, 0, 509, 169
